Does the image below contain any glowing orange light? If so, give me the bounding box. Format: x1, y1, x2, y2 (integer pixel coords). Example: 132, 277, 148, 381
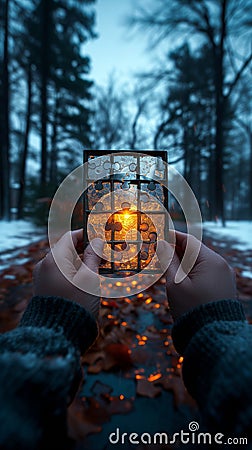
135, 374, 145, 380
121, 321, 127, 326
119, 394, 124, 400
102, 300, 109, 306
137, 293, 144, 298
107, 314, 114, 319
142, 336, 148, 341
178, 356, 184, 363
164, 341, 169, 347
138, 340, 146, 346
145, 297, 152, 304
116, 281, 122, 287
126, 287, 131, 292
154, 303, 160, 309
148, 373, 162, 382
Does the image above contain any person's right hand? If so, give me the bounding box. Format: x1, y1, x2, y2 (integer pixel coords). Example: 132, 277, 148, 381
157, 231, 237, 321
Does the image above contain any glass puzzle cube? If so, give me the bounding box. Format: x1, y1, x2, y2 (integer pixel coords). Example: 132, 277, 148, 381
83, 150, 168, 275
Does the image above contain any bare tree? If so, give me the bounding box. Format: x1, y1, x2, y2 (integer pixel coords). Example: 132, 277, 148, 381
91, 77, 149, 151
233, 77, 252, 217
128, 0, 252, 224
0, 0, 11, 219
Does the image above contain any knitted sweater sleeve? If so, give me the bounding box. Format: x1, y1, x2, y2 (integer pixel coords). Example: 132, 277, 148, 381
172, 299, 252, 439
0, 296, 98, 450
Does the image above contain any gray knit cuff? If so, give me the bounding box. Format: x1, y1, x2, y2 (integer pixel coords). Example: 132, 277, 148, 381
172, 299, 246, 355
19, 296, 98, 355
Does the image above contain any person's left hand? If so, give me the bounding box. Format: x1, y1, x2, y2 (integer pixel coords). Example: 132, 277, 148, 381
33, 230, 104, 319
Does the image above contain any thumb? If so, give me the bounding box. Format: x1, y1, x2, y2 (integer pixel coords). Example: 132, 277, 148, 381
156, 240, 181, 285
83, 238, 104, 273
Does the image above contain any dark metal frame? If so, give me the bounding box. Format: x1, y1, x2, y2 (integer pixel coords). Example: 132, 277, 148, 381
83, 150, 168, 274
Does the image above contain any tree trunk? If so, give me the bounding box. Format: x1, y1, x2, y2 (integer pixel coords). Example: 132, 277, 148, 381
207, 147, 215, 221
17, 63, 32, 219
1, 0, 10, 220
214, 57, 225, 224
213, 0, 227, 226
249, 129, 252, 219
40, 0, 51, 187
49, 94, 59, 184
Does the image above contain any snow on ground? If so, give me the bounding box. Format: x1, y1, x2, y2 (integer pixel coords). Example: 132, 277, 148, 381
203, 220, 252, 279
203, 220, 252, 251
0, 220, 46, 253
0, 219, 251, 276
0, 220, 46, 273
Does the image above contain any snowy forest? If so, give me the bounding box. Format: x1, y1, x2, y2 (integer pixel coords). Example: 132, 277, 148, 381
0, 0, 252, 225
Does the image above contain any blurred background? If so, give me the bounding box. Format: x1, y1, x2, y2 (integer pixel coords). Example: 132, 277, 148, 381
0, 0, 252, 226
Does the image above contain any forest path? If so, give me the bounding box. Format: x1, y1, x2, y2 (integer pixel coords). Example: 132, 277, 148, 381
0, 225, 251, 449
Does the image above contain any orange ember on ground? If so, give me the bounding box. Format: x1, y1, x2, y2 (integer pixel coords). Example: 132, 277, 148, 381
148, 373, 162, 382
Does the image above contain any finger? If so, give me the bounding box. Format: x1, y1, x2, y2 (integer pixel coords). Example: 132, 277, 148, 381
74, 239, 104, 298
83, 238, 104, 273
171, 232, 201, 281
52, 231, 74, 260
156, 240, 184, 286
48, 232, 82, 280
156, 240, 174, 272
174, 230, 191, 253
71, 229, 84, 252
52, 231, 82, 266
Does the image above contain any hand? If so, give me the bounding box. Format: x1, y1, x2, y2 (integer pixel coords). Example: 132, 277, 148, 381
157, 231, 237, 321
33, 230, 104, 319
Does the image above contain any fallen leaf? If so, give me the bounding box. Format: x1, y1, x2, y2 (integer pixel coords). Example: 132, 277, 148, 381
68, 397, 102, 440
136, 379, 161, 398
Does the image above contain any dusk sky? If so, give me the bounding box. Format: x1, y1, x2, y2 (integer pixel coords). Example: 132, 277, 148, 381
85, 0, 154, 86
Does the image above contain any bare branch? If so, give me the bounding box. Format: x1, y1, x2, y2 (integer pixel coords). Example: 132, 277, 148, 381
234, 116, 251, 134
169, 154, 185, 165
129, 100, 145, 150
225, 52, 252, 98
126, 1, 214, 50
